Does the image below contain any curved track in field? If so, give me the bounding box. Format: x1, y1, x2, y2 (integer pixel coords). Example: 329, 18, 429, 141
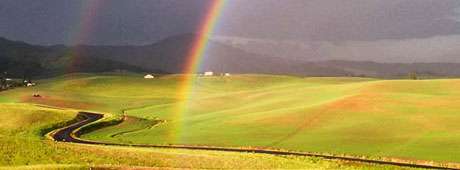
49, 112, 458, 170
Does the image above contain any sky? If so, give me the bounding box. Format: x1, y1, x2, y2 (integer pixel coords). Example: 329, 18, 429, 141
1, 0, 460, 45
0, 0, 211, 45
221, 0, 460, 41
1, 0, 460, 62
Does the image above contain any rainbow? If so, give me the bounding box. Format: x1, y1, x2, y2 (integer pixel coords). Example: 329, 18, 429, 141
66, 1, 106, 73
64, 0, 228, 142
182, 0, 227, 75
170, 0, 227, 142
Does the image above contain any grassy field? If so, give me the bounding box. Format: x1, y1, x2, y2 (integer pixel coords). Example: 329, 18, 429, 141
0, 103, 407, 169
2, 73, 460, 167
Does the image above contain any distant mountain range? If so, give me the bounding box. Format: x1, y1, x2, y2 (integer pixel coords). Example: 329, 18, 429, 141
210, 35, 460, 63
2, 34, 460, 79
0, 37, 150, 79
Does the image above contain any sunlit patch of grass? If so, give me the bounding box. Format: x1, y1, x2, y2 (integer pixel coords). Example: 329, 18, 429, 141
3, 73, 460, 166
47, 74, 459, 164
0, 103, 408, 169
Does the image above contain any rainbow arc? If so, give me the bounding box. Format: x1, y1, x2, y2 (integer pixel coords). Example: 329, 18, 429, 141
68, 0, 228, 142
171, 0, 227, 142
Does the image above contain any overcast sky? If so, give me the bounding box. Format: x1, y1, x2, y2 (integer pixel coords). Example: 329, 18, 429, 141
221, 0, 460, 41
1, 0, 460, 45
0, 0, 210, 45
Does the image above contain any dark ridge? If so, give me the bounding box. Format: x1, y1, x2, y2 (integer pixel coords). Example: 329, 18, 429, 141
2, 35, 460, 79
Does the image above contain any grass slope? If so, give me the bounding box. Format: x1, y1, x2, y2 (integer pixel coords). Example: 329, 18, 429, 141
2, 73, 459, 165
0, 103, 402, 169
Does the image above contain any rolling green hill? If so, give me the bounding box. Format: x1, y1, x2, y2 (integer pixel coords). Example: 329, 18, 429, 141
2, 73, 460, 166
0, 103, 403, 169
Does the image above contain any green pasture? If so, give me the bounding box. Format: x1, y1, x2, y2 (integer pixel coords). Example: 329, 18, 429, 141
1, 73, 459, 166
0, 103, 398, 169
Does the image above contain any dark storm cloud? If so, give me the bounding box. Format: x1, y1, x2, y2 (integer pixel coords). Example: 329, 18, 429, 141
0, 0, 210, 45
84, 0, 211, 45
1, 0, 460, 45
0, 0, 82, 44
218, 0, 460, 41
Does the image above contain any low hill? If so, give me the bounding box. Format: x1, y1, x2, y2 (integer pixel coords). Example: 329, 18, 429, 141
92, 34, 350, 75
3, 35, 460, 78
309, 60, 460, 78
60, 34, 460, 78
0, 37, 153, 79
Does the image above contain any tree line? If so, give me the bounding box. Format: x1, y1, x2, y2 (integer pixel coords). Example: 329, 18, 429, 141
0, 71, 31, 91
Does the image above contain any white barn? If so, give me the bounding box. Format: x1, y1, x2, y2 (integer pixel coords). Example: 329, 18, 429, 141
144, 74, 155, 79
204, 71, 214, 76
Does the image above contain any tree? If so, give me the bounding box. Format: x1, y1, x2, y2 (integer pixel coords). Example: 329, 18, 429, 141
0, 72, 7, 90
408, 72, 418, 80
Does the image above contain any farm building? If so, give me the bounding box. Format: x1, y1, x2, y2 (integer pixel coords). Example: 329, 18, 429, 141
224, 73, 231, 76
204, 71, 214, 76
144, 74, 155, 79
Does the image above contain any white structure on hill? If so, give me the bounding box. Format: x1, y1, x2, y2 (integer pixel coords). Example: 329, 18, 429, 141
204, 71, 214, 76
224, 73, 231, 76
144, 74, 155, 79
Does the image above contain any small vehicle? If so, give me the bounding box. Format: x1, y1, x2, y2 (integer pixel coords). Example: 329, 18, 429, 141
32, 93, 41, 97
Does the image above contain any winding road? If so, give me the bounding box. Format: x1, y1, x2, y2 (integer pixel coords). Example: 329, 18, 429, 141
51, 112, 103, 144
49, 112, 458, 170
